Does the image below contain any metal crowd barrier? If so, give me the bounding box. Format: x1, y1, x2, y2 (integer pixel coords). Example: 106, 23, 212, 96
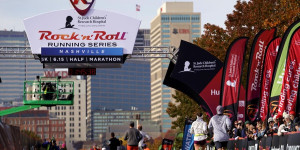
206, 132, 300, 150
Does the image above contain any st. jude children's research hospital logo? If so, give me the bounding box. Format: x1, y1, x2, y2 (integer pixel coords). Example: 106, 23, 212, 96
180, 61, 194, 73
179, 60, 217, 73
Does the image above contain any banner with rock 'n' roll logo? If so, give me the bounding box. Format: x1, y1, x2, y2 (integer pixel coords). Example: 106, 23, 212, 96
245, 29, 276, 122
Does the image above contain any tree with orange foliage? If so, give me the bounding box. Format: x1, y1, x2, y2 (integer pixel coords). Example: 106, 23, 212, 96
195, 0, 300, 85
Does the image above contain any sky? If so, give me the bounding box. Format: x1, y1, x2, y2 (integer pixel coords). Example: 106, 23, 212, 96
0, 0, 242, 34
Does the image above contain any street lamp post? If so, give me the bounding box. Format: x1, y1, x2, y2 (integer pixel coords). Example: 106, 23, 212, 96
136, 114, 141, 128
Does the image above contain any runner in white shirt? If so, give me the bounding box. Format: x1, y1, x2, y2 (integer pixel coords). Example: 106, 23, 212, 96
138, 125, 150, 150
190, 112, 208, 150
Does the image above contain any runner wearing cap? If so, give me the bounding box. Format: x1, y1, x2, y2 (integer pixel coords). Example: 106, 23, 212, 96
208, 105, 231, 150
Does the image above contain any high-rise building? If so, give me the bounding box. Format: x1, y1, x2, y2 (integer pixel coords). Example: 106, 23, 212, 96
86, 59, 151, 140
1, 109, 66, 146
150, 2, 201, 132
134, 29, 150, 48
0, 30, 29, 47
0, 30, 45, 104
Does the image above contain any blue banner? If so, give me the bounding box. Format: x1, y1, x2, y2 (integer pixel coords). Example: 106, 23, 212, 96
41, 47, 123, 56
182, 119, 194, 150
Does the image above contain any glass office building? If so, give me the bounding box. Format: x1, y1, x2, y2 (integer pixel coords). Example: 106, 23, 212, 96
0, 30, 45, 104
134, 29, 150, 48
88, 60, 151, 111
87, 59, 151, 140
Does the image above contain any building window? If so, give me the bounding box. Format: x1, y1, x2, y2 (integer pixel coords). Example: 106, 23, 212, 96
161, 24, 170, 28
162, 34, 170, 38
192, 34, 200, 38
192, 24, 200, 28
162, 30, 170, 33
162, 94, 171, 98
78, 84, 80, 87
37, 127, 42, 132
78, 89, 81, 93
192, 30, 200, 33
78, 106, 81, 110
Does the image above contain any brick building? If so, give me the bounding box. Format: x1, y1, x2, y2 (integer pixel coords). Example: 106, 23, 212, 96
1, 109, 66, 146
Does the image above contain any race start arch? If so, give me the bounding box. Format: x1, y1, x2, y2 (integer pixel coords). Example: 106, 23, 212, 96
0, 0, 179, 115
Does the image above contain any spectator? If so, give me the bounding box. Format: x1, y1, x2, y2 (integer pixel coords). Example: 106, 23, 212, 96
284, 114, 293, 131
234, 120, 246, 138
190, 112, 208, 150
117, 141, 126, 150
208, 105, 231, 150
278, 114, 292, 136
273, 114, 279, 132
245, 121, 250, 131
257, 123, 265, 140
233, 121, 238, 129
138, 125, 151, 150
247, 124, 256, 141
124, 121, 142, 150
231, 121, 238, 138
266, 117, 275, 136
290, 111, 299, 131
295, 122, 300, 132
290, 111, 299, 123
109, 132, 120, 150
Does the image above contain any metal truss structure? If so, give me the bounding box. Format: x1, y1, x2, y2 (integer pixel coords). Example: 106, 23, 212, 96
0, 46, 178, 63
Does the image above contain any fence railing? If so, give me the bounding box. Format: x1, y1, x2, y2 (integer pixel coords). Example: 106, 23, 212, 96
206, 132, 300, 150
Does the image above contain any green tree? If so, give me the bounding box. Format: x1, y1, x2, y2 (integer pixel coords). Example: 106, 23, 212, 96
166, 90, 208, 131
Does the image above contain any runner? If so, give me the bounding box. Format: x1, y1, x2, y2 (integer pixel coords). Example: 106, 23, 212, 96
208, 105, 231, 150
